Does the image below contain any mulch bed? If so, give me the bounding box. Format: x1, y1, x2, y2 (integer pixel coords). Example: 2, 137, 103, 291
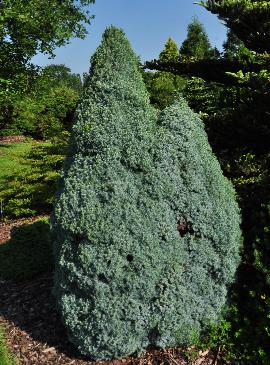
0, 220, 224, 365
0, 135, 26, 144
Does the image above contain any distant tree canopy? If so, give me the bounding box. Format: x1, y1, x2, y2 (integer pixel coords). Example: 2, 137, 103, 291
0, 0, 91, 137
40, 65, 82, 94
0, 63, 81, 138
145, 2, 270, 89
0, 0, 95, 79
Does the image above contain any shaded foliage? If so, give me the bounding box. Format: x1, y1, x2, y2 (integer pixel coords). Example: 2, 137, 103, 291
0, 218, 52, 281
200, 0, 270, 53
223, 30, 250, 61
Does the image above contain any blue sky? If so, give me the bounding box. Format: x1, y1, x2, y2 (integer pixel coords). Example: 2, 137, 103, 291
32, 0, 228, 76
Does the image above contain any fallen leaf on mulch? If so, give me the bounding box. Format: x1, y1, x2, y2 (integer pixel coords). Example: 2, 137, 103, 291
0, 135, 26, 144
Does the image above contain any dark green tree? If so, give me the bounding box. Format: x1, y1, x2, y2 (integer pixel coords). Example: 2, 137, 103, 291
52, 27, 241, 361
223, 30, 244, 60
200, 0, 270, 53
223, 30, 255, 63
143, 37, 185, 109
180, 17, 216, 60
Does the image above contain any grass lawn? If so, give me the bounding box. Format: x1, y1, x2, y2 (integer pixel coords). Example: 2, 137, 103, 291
0, 139, 58, 219
0, 142, 33, 187
0, 325, 17, 365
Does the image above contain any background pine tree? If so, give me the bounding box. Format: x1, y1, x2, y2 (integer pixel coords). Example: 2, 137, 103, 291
159, 37, 179, 62
180, 17, 216, 60
143, 37, 185, 109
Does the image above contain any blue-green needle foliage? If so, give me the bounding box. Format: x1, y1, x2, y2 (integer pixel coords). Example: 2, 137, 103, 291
52, 27, 241, 361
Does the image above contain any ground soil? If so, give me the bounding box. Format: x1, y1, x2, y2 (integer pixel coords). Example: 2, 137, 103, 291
0, 135, 26, 144
0, 219, 225, 365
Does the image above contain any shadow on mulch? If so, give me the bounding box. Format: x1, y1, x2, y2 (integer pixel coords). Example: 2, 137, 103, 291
0, 273, 217, 365
0, 274, 93, 363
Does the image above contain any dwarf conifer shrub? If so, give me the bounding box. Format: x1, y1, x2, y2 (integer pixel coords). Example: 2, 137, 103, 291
151, 99, 241, 345
52, 27, 241, 361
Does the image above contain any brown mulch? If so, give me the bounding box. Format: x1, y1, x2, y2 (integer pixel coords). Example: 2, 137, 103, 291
0, 215, 47, 244
0, 135, 26, 144
0, 218, 224, 365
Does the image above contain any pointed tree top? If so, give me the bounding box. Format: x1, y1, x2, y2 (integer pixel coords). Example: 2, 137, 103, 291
86, 26, 148, 104
159, 37, 179, 62
180, 17, 214, 60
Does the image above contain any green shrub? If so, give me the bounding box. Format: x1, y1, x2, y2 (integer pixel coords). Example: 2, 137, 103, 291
143, 71, 186, 110
0, 218, 53, 281
228, 173, 270, 364
52, 27, 241, 361
0, 133, 68, 218
0, 326, 17, 365
0, 142, 33, 187
12, 86, 78, 139
0, 66, 80, 139
196, 160, 270, 364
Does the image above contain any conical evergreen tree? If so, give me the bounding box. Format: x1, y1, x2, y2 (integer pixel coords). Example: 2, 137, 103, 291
180, 17, 215, 60
222, 30, 252, 62
159, 37, 179, 62
152, 99, 241, 345
143, 38, 184, 110
52, 27, 241, 361
223, 30, 243, 60
52, 26, 158, 360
